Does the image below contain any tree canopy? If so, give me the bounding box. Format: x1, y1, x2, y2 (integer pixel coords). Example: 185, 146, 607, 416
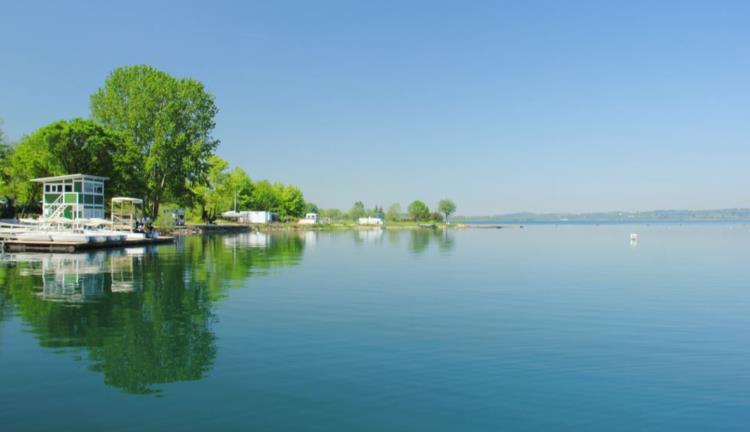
386, 203, 401, 221
438, 199, 457, 222
408, 200, 431, 222
90, 65, 219, 217
349, 201, 366, 220
2, 118, 125, 213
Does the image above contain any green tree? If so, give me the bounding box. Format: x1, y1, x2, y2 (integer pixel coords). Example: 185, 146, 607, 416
305, 202, 319, 214
4, 119, 125, 212
226, 168, 254, 210
251, 180, 278, 212
349, 201, 366, 220
0, 121, 10, 194
273, 183, 306, 220
386, 203, 401, 221
191, 157, 255, 222
90, 65, 219, 218
438, 199, 457, 223
408, 200, 430, 222
192, 155, 230, 223
320, 208, 343, 221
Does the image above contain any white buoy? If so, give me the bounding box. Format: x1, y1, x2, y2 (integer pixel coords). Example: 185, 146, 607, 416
629, 233, 639, 241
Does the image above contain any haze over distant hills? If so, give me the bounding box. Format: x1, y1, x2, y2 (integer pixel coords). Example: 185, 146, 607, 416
454, 209, 750, 223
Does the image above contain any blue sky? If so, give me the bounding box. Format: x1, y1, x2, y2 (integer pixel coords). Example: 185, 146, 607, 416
2, 0, 749, 215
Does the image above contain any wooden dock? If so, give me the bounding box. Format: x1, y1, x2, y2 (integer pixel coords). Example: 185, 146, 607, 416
2, 236, 175, 253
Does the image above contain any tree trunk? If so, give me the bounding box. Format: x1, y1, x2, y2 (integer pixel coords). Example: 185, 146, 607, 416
152, 199, 160, 221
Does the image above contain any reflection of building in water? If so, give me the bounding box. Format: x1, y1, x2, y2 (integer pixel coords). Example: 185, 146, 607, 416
110, 247, 146, 293
0, 242, 213, 395
304, 230, 317, 247
358, 228, 384, 243
223, 232, 269, 248
39, 252, 108, 303
2, 248, 149, 303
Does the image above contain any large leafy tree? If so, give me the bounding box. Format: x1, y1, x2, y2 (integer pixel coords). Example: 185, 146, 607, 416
408, 200, 431, 222
192, 155, 230, 223
4, 119, 125, 212
192, 156, 255, 222
272, 183, 306, 220
90, 65, 219, 218
438, 199, 457, 223
251, 180, 279, 212
386, 203, 401, 221
0, 122, 8, 189
349, 201, 366, 220
226, 167, 254, 210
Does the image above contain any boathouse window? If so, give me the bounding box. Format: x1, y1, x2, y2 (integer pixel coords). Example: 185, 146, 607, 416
65, 185, 72, 192
83, 182, 104, 194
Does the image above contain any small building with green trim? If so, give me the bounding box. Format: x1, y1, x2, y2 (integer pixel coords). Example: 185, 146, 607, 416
32, 174, 108, 220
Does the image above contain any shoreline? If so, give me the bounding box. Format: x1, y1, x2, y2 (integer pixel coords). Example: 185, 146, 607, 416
159, 222, 529, 236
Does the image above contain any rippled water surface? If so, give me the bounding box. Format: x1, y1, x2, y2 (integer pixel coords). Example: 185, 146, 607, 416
1, 225, 749, 431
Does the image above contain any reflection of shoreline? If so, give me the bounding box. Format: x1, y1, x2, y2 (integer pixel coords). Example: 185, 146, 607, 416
410, 229, 456, 255
4, 249, 153, 304
358, 228, 383, 243
0, 233, 307, 394
223, 232, 269, 248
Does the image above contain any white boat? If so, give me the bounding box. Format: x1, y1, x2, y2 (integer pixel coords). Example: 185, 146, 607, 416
124, 232, 147, 241
84, 231, 109, 243
50, 232, 92, 243
105, 232, 127, 242
16, 232, 53, 242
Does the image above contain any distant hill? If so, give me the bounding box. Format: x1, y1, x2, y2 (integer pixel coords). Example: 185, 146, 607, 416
454, 209, 750, 223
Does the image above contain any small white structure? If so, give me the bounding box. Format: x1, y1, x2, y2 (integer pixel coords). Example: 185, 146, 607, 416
358, 217, 384, 225
298, 213, 319, 225
163, 208, 186, 226
221, 210, 277, 224
32, 174, 108, 220
246, 211, 276, 224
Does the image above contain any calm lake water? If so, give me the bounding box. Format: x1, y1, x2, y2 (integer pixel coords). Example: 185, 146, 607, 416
1, 225, 749, 431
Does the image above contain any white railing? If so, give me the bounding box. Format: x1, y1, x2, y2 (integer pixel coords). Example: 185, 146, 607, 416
44, 194, 67, 222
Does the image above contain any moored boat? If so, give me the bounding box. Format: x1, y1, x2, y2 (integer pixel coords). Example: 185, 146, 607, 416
16, 231, 53, 242
50, 232, 92, 243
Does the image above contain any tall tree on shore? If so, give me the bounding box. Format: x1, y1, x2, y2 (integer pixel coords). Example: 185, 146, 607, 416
251, 180, 279, 212
192, 156, 255, 222
90, 65, 219, 218
0, 121, 11, 211
386, 203, 401, 221
408, 200, 430, 222
438, 199, 457, 223
272, 183, 306, 220
226, 167, 254, 211
349, 201, 366, 220
192, 155, 230, 223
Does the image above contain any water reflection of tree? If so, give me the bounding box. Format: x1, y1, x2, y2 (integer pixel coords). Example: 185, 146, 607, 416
436, 229, 455, 253
0, 233, 305, 394
409, 229, 456, 255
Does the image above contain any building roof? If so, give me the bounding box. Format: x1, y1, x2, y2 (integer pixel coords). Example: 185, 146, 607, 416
112, 197, 143, 204
31, 174, 109, 183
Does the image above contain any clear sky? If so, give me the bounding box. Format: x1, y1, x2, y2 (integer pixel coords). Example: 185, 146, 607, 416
2, 0, 749, 215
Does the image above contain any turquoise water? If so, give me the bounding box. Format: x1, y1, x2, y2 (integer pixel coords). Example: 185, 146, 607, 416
1, 226, 749, 431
